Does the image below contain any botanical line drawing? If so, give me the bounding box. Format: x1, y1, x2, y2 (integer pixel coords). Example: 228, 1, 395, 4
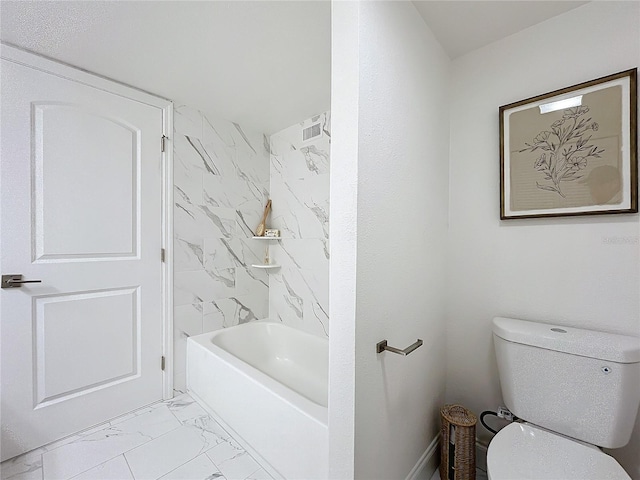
519, 106, 604, 197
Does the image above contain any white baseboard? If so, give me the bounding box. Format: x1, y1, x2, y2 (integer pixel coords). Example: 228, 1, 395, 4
406, 435, 440, 480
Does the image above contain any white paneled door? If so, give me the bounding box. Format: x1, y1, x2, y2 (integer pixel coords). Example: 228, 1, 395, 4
0, 46, 171, 461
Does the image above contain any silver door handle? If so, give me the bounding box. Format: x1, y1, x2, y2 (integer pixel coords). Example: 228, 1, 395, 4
376, 339, 423, 356
1, 274, 42, 288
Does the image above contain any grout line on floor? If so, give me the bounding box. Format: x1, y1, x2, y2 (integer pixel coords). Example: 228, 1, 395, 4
123, 454, 135, 479
245, 465, 263, 480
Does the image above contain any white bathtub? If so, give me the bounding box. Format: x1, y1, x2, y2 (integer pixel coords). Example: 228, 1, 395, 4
186, 321, 328, 479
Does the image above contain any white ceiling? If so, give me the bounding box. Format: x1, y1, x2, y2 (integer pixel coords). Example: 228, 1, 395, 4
0, 1, 331, 134
413, 1, 588, 59
1, 1, 588, 134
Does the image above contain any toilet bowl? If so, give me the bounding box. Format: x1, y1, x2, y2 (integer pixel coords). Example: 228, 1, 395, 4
488, 317, 640, 480
487, 423, 630, 480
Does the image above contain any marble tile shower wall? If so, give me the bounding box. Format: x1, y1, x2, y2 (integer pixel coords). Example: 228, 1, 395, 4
173, 105, 270, 390
269, 112, 331, 337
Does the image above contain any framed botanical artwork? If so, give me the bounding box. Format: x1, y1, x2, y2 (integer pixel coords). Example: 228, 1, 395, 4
500, 69, 637, 219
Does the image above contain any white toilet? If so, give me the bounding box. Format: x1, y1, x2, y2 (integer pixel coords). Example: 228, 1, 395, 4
487, 317, 640, 480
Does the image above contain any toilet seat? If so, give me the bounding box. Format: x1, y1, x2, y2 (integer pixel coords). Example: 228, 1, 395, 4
486, 423, 630, 480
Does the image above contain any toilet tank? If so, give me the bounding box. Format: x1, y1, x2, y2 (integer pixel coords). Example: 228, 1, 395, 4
492, 317, 640, 449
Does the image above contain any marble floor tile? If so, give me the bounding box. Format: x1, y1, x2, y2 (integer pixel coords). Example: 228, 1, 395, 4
41, 429, 142, 480
124, 423, 226, 480
41, 405, 180, 479
165, 393, 209, 424
181, 414, 231, 443
1, 448, 44, 480
206, 441, 261, 480
2, 394, 272, 480
245, 469, 272, 480
69, 455, 133, 480
110, 405, 181, 438
158, 453, 224, 480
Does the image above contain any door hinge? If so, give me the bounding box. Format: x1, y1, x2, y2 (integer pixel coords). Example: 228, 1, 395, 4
161, 248, 165, 262
161, 135, 168, 153
161, 356, 166, 371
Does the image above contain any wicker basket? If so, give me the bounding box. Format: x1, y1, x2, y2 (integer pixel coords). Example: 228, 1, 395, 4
439, 404, 477, 480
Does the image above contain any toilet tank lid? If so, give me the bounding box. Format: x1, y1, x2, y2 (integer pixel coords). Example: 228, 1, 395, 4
492, 317, 640, 363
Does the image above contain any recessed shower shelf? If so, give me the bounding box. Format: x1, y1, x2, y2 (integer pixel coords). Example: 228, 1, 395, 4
251, 264, 281, 270
252, 236, 281, 240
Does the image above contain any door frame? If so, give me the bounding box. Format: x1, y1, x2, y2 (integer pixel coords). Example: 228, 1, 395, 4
0, 42, 175, 399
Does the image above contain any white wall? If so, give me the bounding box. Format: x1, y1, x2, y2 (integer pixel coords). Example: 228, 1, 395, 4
330, 1, 450, 477
446, 2, 640, 477
328, 1, 359, 476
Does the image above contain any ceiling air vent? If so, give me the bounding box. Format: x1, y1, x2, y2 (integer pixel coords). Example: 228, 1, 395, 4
302, 123, 322, 142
